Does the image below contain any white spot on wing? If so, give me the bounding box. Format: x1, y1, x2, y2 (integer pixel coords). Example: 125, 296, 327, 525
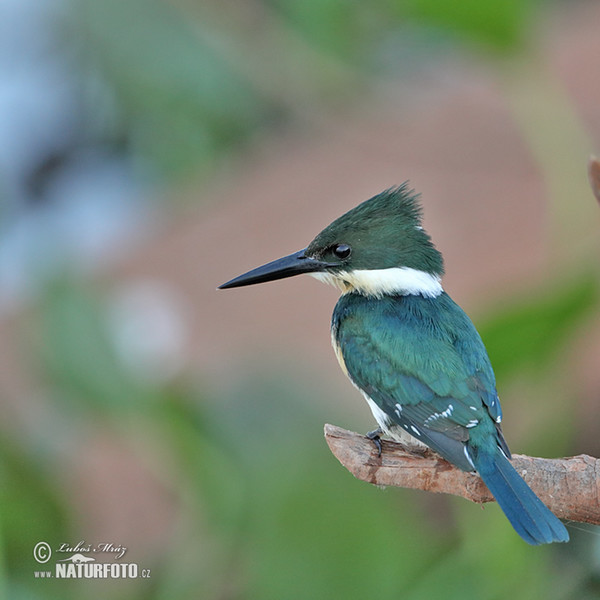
410, 425, 421, 436
441, 404, 454, 417
423, 403, 454, 426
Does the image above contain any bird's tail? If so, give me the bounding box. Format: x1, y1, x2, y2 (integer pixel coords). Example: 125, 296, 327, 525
470, 447, 569, 545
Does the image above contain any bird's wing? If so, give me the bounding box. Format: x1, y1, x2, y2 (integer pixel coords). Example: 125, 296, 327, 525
335, 296, 507, 468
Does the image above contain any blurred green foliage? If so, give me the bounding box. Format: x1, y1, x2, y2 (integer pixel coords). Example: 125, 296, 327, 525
276, 0, 537, 58
399, 0, 537, 52
75, 0, 266, 178
8, 266, 599, 599
70, 0, 541, 183
481, 272, 599, 379
37, 279, 151, 413
4, 0, 600, 598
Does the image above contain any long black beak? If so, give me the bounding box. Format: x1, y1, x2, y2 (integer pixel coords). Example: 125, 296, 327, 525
219, 248, 333, 289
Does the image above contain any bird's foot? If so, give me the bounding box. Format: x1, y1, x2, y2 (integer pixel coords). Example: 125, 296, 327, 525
366, 428, 384, 457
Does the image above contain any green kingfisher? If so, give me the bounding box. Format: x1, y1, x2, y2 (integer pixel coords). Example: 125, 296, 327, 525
219, 185, 569, 545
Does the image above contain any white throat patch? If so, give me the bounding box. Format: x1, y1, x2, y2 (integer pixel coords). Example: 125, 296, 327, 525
311, 267, 443, 298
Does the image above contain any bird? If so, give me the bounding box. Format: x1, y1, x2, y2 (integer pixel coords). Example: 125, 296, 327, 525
219, 184, 569, 545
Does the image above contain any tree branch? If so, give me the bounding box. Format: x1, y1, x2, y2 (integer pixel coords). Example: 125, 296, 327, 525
588, 155, 600, 205
324, 423, 600, 525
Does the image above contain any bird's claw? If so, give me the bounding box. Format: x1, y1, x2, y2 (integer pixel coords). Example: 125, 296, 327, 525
366, 428, 383, 457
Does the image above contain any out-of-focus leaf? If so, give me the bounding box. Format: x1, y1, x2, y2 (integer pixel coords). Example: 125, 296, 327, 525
155, 371, 451, 599
397, 0, 538, 53
272, 0, 372, 59
0, 434, 70, 599
404, 497, 559, 600
479, 272, 599, 380
213, 372, 445, 600
35, 278, 148, 412
73, 0, 265, 178
247, 459, 445, 600
150, 390, 248, 599
157, 390, 247, 534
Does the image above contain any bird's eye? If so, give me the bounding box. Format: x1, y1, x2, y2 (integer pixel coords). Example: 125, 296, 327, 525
333, 243, 351, 259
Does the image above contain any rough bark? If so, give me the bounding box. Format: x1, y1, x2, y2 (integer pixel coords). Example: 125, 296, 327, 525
324, 423, 600, 525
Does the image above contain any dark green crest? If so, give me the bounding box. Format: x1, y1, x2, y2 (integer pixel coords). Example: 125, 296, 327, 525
305, 184, 444, 275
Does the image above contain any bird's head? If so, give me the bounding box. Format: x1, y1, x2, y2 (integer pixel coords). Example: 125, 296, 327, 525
219, 184, 444, 298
